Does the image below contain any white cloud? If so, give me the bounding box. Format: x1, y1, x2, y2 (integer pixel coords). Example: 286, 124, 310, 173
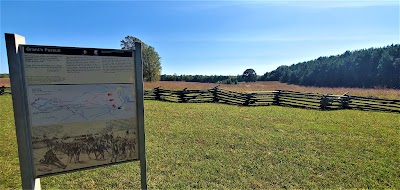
275, 0, 399, 8
216, 34, 399, 42
166, 0, 399, 11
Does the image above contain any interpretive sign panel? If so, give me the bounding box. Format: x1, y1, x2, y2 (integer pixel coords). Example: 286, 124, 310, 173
20, 45, 139, 177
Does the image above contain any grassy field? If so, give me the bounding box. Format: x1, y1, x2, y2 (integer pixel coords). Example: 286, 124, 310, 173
1, 94, 400, 189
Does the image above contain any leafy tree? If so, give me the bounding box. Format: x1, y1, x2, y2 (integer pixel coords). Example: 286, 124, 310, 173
121, 36, 162, 82
242, 68, 257, 82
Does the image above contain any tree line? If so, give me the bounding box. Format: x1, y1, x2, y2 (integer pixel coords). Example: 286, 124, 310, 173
156, 42, 400, 88
161, 74, 242, 84
259, 44, 400, 88
161, 69, 258, 84
0, 74, 10, 78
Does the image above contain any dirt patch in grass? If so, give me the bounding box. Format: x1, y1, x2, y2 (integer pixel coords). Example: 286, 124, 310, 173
0, 78, 10, 87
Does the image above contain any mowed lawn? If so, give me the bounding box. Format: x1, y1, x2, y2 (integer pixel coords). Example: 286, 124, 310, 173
1, 95, 400, 189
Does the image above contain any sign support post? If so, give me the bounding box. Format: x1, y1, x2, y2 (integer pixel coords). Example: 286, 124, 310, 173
5, 33, 38, 189
134, 42, 147, 189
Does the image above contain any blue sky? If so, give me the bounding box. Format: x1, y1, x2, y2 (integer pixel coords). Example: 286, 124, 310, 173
1, 0, 399, 75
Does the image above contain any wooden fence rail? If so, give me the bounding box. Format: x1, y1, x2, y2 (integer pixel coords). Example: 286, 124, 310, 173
1, 86, 399, 113
143, 87, 400, 113
0, 87, 11, 95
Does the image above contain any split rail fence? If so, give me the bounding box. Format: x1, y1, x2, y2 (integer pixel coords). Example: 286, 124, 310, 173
2, 86, 399, 113
144, 87, 400, 113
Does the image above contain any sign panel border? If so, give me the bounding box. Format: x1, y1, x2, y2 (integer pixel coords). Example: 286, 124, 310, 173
18, 44, 142, 178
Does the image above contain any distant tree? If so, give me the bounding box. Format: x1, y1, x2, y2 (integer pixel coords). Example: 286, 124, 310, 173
121, 36, 162, 82
242, 68, 257, 82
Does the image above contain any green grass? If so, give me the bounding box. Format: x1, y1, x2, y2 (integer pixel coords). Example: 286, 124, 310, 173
1, 95, 399, 189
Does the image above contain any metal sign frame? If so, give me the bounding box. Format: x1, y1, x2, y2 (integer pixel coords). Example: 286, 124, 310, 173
5, 33, 147, 189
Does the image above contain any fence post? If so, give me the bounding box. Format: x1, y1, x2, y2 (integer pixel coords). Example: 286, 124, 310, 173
212, 86, 219, 103
340, 95, 350, 109
320, 94, 331, 110
0, 86, 5, 95
243, 93, 254, 106
273, 90, 281, 105
154, 87, 162, 101
243, 93, 249, 106
179, 88, 188, 103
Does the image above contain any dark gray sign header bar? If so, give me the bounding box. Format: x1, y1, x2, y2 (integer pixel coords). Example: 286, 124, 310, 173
22, 45, 133, 57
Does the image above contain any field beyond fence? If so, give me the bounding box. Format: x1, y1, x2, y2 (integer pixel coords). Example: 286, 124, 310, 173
144, 87, 400, 113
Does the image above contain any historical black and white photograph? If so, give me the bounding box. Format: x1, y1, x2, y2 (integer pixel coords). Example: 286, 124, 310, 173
31, 118, 138, 176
